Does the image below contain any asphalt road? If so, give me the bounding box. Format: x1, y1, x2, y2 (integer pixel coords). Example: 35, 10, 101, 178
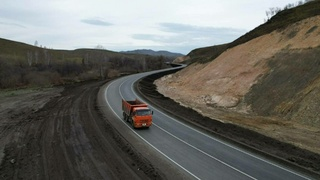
100, 68, 313, 180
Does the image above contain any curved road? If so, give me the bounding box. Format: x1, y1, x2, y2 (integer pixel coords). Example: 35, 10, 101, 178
100, 68, 312, 180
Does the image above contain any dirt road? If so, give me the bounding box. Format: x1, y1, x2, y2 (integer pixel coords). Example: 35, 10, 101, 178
0, 80, 163, 179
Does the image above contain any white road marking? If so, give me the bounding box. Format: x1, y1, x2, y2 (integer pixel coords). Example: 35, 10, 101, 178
104, 79, 201, 180
129, 75, 310, 180
103, 73, 311, 180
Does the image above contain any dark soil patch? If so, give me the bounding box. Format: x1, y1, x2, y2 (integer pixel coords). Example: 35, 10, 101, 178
0, 80, 164, 180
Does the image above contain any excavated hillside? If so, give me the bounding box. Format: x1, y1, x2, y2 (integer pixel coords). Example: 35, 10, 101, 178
155, 15, 320, 154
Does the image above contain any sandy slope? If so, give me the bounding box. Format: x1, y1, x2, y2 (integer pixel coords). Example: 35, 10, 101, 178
155, 16, 320, 154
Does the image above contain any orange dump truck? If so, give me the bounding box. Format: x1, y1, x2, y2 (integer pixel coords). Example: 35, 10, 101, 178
122, 99, 153, 128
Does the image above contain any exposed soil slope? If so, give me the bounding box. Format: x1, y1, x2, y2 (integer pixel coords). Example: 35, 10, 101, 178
139, 72, 320, 175
155, 16, 320, 154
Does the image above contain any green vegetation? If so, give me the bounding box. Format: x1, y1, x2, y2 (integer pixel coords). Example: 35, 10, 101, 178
185, 44, 228, 64
188, 0, 320, 64
0, 88, 36, 98
306, 25, 318, 34
244, 47, 320, 127
0, 38, 172, 89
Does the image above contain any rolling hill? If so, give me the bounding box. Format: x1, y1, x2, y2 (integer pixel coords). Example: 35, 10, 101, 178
0, 38, 172, 88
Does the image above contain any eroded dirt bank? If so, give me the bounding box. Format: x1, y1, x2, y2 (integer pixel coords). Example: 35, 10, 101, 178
155, 16, 320, 155
138, 70, 320, 176
0, 81, 164, 179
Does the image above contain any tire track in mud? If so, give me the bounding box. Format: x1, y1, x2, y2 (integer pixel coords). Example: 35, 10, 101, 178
0, 81, 164, 180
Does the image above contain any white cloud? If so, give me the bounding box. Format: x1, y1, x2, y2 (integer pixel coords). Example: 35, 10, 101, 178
0, 21, 26, 28
81, 18, 113, 26
0, 0, 297, 54
131, 23, 246, 53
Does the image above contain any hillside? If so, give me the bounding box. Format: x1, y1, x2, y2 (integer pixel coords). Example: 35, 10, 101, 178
0, 38, 170, 89
156, 2, 320, 155
184, 0, 320, 64
0, 38, 119, 61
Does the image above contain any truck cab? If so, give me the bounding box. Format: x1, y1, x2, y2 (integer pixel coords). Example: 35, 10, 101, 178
122, 99, 153, 128
131, 107, 153, 128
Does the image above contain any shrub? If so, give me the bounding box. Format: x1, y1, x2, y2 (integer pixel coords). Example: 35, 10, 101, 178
24, 71, 63, 87
0, 74, 20, 88
0, 58, 23, 88
78, 71, 99, 81
107, 69, 120, 78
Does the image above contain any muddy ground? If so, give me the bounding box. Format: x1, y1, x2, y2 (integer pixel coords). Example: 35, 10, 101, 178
0, 80, 163, 180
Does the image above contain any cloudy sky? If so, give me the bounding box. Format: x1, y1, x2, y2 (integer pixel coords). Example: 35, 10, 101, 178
1, 0, 296, 54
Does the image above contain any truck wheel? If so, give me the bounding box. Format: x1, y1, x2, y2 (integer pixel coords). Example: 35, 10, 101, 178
123, 112, 126, 121
131, 119, 136, 129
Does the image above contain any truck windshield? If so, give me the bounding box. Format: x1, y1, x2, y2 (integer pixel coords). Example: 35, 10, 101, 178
136, 110, 152, 116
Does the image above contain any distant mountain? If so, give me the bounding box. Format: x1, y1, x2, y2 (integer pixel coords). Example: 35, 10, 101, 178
121, 49, 184, 58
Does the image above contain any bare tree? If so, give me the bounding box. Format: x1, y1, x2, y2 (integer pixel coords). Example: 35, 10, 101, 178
27, 51, 33, 66
84, 53, 90, 66
141, 57, 147, 71
100, 66, 105, 79
266, 10, 271, 21
47, 53, 51, 66
95, 44, 105, 50
43, 48, 51, 66
284, 3, 293, 9
34, 51, 39, 64
265, 7, 282, 21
